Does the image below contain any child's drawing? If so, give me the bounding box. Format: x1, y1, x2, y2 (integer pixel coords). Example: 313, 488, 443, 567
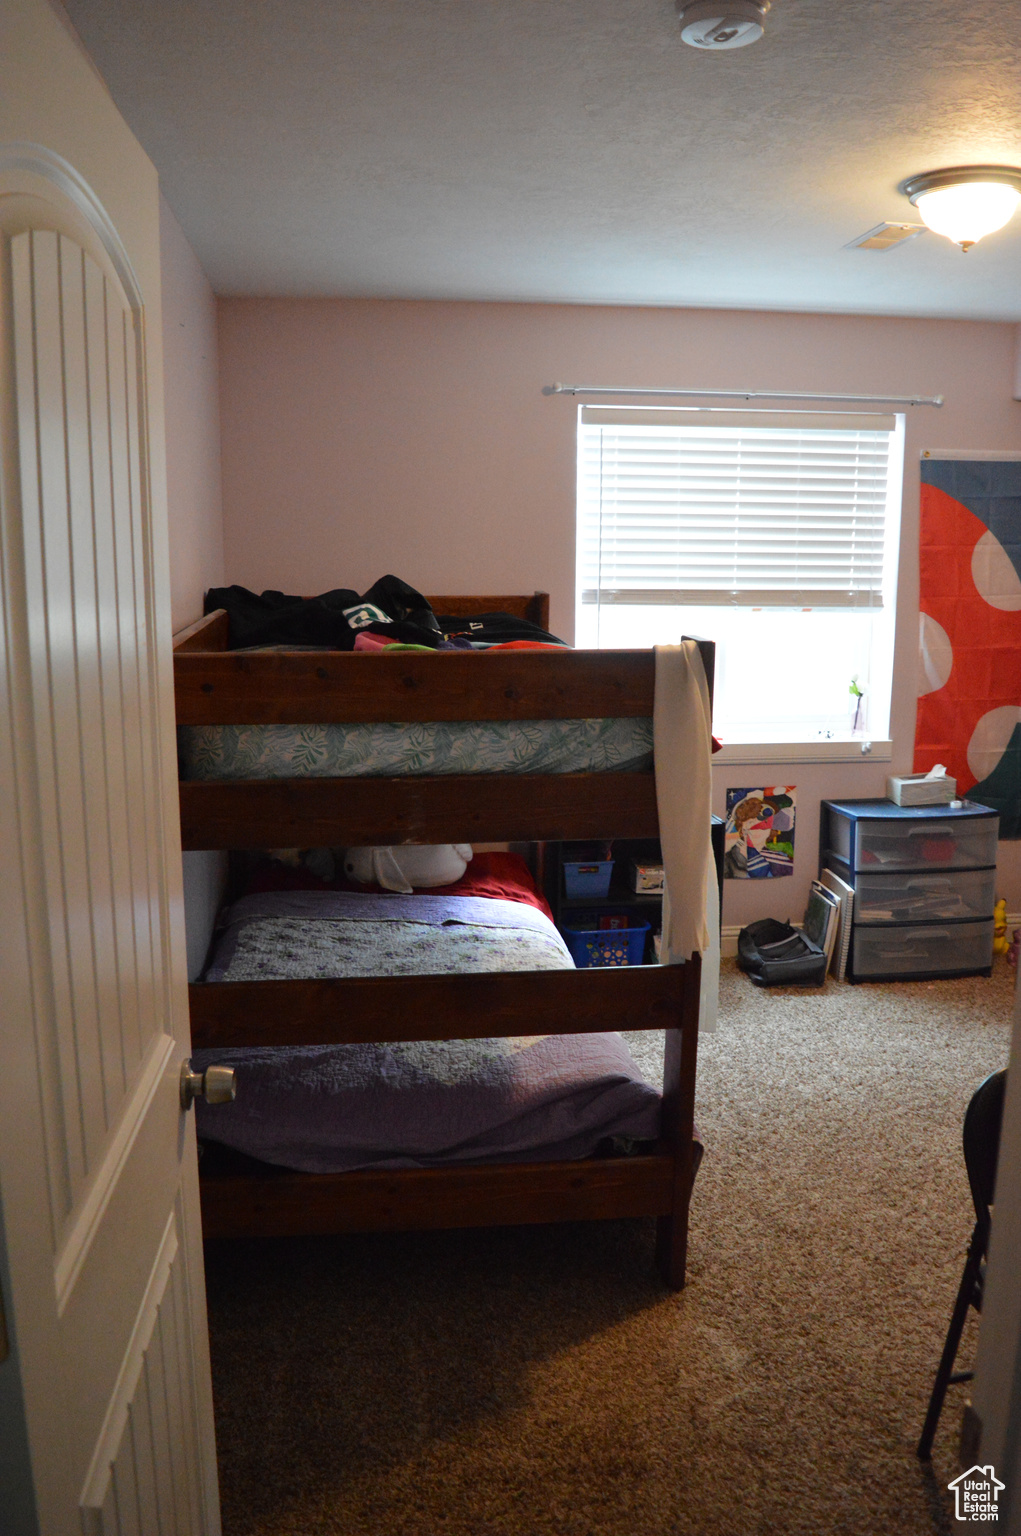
724, 786, 796, 878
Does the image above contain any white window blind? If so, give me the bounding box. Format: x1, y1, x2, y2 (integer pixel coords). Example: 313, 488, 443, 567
578, 408, 896, 609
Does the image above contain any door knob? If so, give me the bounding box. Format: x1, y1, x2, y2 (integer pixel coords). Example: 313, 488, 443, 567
180, 1059, 237, 1110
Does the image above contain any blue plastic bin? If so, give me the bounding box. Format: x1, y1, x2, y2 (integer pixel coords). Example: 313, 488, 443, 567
562, 920, 650, 968
563, 859, 614, 899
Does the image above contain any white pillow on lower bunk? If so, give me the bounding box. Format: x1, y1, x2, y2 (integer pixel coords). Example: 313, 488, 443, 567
343, 843, 473, 893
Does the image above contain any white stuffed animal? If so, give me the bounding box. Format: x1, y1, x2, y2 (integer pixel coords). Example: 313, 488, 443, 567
343, 844, 473, 893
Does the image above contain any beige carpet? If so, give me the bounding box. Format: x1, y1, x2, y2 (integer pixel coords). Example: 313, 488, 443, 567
204, 959, 1014, 1536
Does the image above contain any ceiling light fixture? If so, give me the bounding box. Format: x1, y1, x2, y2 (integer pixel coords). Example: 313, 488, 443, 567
676, 0, 769, 50
902, 165, 1021, 252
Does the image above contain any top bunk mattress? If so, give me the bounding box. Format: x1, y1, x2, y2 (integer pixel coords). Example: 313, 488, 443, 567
178, 716, 654, 781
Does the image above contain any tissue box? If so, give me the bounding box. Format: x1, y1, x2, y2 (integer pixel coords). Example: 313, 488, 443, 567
887, 773, 957, 807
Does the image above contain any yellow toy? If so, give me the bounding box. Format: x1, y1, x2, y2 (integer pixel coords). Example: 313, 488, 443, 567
993, 897, 1009, 955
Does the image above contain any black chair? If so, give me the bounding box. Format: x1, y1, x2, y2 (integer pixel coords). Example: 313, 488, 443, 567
917, 1067, 1007, 1460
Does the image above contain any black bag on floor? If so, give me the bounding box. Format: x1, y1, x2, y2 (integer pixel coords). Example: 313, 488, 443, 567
737, 917, 827, 987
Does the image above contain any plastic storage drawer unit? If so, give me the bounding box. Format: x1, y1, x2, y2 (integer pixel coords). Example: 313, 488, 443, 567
820, 798, 998, 983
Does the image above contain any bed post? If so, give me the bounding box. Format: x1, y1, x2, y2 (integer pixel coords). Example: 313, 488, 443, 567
654, 952, 702, 1289
172, 608, 229, 652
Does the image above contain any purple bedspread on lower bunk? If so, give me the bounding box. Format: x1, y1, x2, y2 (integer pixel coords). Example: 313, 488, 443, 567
194, 890, 663, 1173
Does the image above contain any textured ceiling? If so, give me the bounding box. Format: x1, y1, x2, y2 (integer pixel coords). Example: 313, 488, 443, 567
61, 0, 1021, 317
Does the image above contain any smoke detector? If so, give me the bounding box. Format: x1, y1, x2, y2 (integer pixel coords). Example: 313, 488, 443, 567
676, 0, 769, 49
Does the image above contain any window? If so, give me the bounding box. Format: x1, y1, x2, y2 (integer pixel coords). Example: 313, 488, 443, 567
575, 406, 904, 747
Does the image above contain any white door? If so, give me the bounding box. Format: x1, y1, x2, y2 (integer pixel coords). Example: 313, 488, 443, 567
0, 166, 220, 1533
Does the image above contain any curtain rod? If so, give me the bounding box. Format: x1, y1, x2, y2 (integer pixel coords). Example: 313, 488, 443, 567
541, 383, 944, 408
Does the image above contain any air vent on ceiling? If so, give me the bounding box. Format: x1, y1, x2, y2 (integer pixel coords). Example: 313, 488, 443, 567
846, 222, 926, 252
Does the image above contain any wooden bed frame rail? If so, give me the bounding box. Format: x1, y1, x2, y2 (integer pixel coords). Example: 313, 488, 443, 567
176, 647, 657, 724
179, 771, 659, 849
200, 1152, 677, 1241
174, 629, 712, 726
189, 963, 687, 1049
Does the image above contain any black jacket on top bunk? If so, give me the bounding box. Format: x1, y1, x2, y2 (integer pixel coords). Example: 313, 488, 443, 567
205, 574, 566, 650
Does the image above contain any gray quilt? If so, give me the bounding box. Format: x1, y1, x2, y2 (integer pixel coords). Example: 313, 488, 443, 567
178, 715, 654, 779
195, 891, 662, 1172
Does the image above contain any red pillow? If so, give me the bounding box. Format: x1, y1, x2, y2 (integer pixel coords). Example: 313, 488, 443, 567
434, 851, 553, 918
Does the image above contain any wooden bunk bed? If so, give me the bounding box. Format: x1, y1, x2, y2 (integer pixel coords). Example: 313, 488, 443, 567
175, 593, 713, 1288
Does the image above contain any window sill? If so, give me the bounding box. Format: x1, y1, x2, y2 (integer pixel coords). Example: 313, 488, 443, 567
712, 739, 893, 766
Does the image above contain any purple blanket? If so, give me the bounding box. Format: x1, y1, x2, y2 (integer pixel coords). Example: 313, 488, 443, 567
195, 890, 662, 1171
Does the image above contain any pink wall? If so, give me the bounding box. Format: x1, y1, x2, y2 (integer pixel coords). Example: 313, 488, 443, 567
216, 297, 1021, 919
160, 195, 225, 632
160, 196, 229, 976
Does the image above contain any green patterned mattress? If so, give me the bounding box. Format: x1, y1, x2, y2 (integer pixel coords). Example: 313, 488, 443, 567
177, 717, 654, 780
